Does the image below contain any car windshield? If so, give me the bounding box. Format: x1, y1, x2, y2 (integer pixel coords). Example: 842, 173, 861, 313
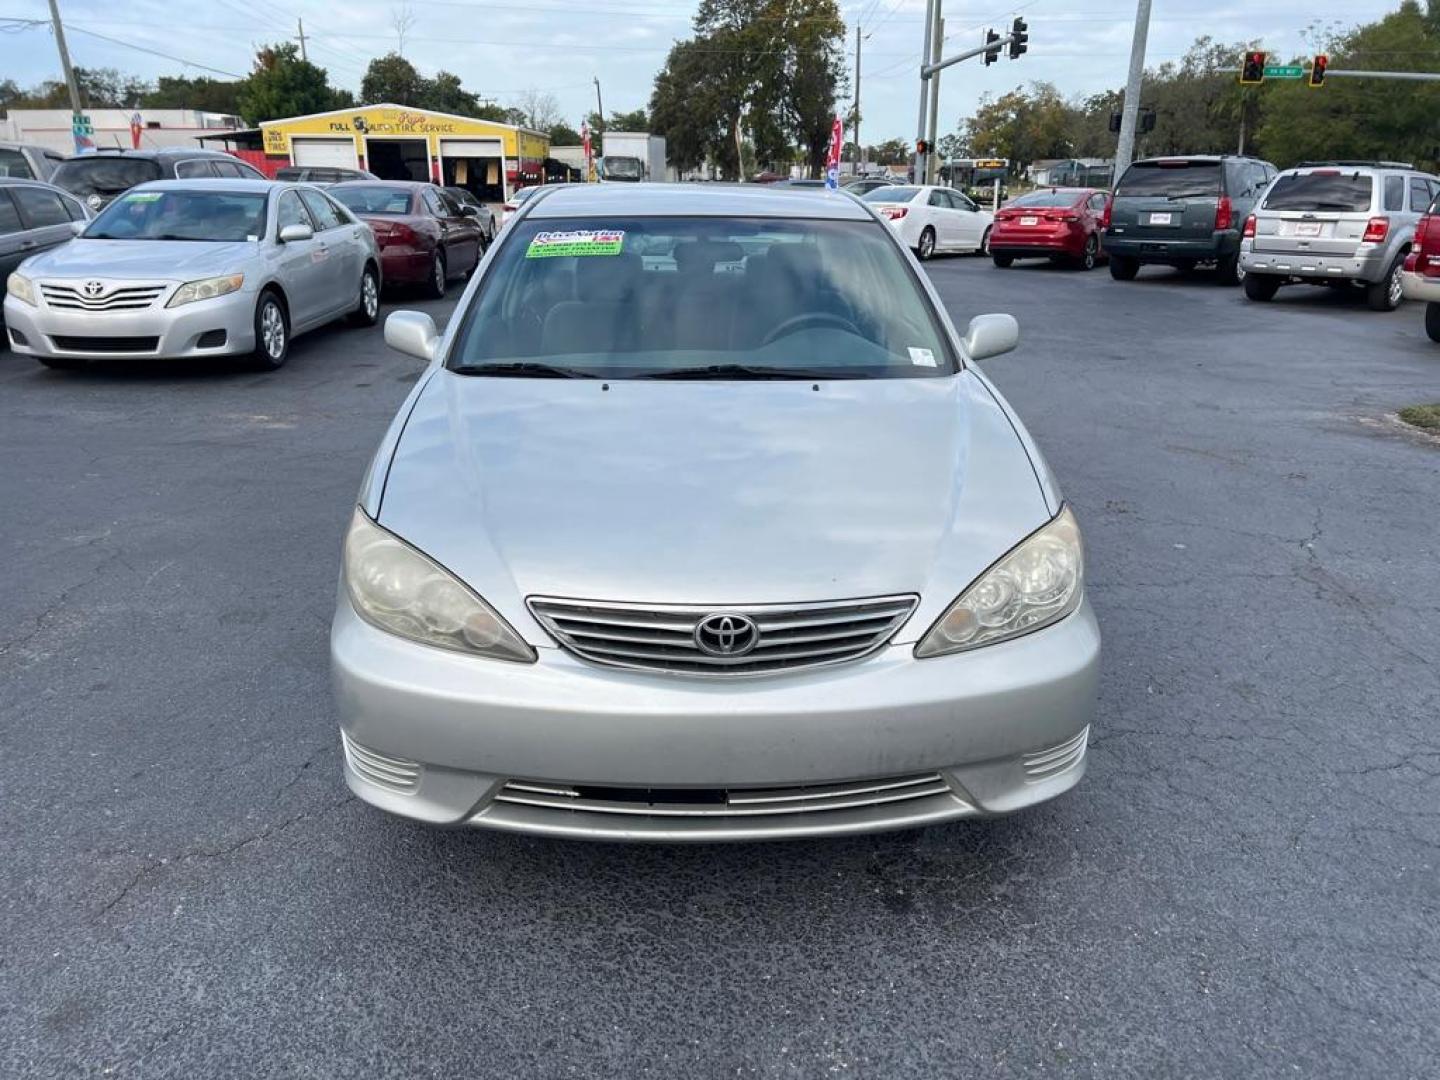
331, 186, 413, 214
84, 189, 267, 241
1116, 162, 1221, 198
1009, 191, 1082, 208
510, 187, 539, 204
448, 215, 955, 380
1263, 172, 1374, 212
863, 186, 919, 203
51, 157, 162, 196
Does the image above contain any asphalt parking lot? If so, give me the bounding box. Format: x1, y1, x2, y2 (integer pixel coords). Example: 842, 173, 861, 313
3, 260, 1437, 1078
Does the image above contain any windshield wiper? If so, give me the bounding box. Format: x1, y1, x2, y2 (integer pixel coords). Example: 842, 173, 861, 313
1165, 190, 1217, 200
639, 364, 874, 380
450, 361, 598, 379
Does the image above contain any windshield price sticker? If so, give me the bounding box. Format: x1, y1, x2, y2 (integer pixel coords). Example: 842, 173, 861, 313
908, 347, 938, 367
527, 230, 626, 258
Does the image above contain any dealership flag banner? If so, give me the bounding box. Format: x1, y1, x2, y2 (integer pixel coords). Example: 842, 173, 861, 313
826, 115, 844, 189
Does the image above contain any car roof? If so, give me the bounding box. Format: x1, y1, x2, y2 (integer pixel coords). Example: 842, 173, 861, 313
59, 148, 229, 162
129, 178, 278, 194
330, 179, 427, 190
527, 182, 872, 220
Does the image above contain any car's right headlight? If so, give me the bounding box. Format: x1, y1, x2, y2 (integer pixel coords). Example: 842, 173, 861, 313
6, 273, 36, 306
915, 506, 1084, 657
342, 509, 535, 662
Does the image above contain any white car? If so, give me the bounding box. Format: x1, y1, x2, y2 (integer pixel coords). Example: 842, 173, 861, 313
862, 184, 994, 261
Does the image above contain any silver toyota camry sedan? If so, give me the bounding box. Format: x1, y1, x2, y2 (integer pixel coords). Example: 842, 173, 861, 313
332, 183, 1100, 841
4, 179, 381, 370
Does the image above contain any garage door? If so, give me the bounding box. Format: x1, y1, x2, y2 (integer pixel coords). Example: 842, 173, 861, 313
440, 139, 503, 159
291, 138, 358, 169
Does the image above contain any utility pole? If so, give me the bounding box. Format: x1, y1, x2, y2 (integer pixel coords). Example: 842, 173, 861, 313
1114, 0, 1152, 177
297, 18, 308, 62
913, 0, 936, 181
46, 0, 83, 122
593, 77, 605, 136
853, 25, 862, 167
925, 13, 944, 183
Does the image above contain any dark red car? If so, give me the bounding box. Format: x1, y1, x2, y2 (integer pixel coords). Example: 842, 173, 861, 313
330, 181, 484, 298
990, 187, 1109, 270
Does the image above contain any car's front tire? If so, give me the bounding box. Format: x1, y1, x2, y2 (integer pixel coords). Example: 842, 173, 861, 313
251, 290, 289, 370
349, 264, 380, 327
1243, 273, 1281, 302
1217, 253, 1244, 286
1425, 302, 1440, 343
1109, 254, 1139, 281
977, 227, 992, 256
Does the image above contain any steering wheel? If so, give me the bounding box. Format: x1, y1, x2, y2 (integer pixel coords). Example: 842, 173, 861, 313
761, 312, 861, 347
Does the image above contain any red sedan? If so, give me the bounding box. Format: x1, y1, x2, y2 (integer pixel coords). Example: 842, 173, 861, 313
330, 181, 484, 298
990, 187, 1109, 270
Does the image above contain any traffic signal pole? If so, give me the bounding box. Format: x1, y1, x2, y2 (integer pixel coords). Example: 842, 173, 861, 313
925, 12, 944, 184
912, 0, 936, 182
1114, 0, 1153, 178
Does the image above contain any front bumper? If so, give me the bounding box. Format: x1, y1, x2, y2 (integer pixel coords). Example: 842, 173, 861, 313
1103, 230, 1238, 262
329, 595, 1102, 841
3, 288, 256, 359
1241, 241, 1389, 283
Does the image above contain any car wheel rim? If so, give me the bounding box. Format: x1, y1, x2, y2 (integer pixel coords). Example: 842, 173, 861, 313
1389, 267, 1403, 306
434, 257, 446, 294
1084, 239, 1097, 268
921, 232, 933, 257
363, 274, 378, 318
261, 303, 284, 358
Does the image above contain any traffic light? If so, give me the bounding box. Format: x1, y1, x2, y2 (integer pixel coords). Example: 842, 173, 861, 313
916, 139, 929, 155
1009, 17, 1029, 60
1309, 54, 1328, 88
1240, 50, 1266, 85
1109, 112, 1122, 134
984, 29, 1001, 66
1139, 109, 1156, 134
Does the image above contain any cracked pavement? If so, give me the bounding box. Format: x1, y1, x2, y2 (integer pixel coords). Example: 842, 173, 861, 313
2, 264, 1437, 1078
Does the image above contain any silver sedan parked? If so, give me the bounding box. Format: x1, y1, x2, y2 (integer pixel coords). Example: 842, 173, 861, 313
332, 183, 1100, 841
4, 179, 381, 370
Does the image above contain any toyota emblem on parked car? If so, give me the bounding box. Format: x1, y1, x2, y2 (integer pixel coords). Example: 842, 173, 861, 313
694, 613, 760, 657
83, 280, 105, 298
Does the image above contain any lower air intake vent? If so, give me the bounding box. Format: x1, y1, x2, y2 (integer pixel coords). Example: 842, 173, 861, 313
342, 732, 421, 794
1022, 726, 1090, 783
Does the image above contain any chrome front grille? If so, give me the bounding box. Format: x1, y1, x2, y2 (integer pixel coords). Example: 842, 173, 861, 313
40, 282, 167, 312
528, 594, 918, 675
492, 772, 958, 819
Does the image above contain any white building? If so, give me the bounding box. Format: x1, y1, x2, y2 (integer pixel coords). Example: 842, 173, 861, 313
0, 108, 242, 155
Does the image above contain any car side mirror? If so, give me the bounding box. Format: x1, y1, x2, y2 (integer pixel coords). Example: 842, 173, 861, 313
69, 220, 86, 236
458, 204, 478, 217
963, 313, 1019, 362
278, 222, 313, 243
385, 311, 439, 363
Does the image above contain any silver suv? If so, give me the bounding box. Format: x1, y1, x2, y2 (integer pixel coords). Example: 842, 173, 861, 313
1241, 161, 1440, 310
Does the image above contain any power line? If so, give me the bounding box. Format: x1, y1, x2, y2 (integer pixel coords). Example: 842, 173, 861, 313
0, 17, 247, 78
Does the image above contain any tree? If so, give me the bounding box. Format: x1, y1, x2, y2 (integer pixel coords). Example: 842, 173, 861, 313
512, 89, 562, 131
608, 107, 650, 131
361, 53, 426, 106
420, 71, 479, 114
866, 138, 909, 165
238, 43, 350, 125
650, 40, 732, 173
549, 122, 582, 145
143, 76, 243, 115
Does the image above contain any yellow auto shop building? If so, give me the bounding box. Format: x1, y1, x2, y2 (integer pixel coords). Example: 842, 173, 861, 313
259, 104, 549, 203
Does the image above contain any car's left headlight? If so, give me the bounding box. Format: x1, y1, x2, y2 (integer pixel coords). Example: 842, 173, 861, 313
342, 509, 535, 663
166, 273, 244, 308
6, 273, 36, 306
916, 506, 1083, 657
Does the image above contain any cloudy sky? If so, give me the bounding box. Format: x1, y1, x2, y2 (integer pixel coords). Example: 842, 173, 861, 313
1, 0, 1401, 142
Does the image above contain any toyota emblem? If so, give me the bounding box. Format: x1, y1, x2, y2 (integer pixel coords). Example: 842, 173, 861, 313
694, 613, 760, 658
83, 280, 105, 298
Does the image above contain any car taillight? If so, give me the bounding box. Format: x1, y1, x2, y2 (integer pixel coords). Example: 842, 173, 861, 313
1363, 216, 1389, 243
1045, 212, 1080, 223
1413, 214, 1438, 274
1102, 197, 1113, 230
880, 206, 908, 220
1215, 195, 1233, 231
1242, 214, 1256, 239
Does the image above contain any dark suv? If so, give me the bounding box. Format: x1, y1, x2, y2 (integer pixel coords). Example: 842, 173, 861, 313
50, 148, 267, 213
1104, 155, 1277, 285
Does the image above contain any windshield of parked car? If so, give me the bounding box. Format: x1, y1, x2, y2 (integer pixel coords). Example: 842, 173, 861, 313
448, 215, 955, 380
51, 157, 163, 196
1009, 190, 1083, 208
84, 189, 267, 241
1116, 161, 1221, 198
1262, 172, 1374, 212
331, 186, 414, 214
863, 186, 919, 203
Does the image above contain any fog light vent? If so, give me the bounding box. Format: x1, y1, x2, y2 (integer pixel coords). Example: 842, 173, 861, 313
196, 329, 227, 349
342, 732, 421, 794
1022, 726, 1090, 783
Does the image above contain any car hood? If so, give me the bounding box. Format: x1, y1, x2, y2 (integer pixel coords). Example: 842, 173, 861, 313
377, 371, 1053, 645
22, 239, 258, 281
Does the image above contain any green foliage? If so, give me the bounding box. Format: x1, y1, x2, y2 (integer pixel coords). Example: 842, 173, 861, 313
238, 43, 350, 125
549, 123, 583, 145
143, 76, 243, 115
866, 138, 909, 165
361, 54, 427, 106
423, 72, 481, 116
